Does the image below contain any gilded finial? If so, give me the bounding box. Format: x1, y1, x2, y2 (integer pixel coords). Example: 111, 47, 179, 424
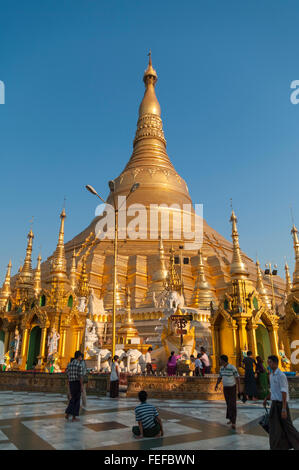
229, 210, 249, 279
34, 254, 42, 296
77, 255, 89, 298
0, 260, 12, 305
17, 229, 34, 290
139, 52, 160, 117
256, 259, 271, 309
190, 249, 215, 308
69, 248, 77, 291
48, 208, 67, 288
285, 260, 292, 297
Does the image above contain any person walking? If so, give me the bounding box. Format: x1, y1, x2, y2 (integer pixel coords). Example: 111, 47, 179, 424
263, 355, 299, 450
195, 354, 203, 377
65, 350, 84, 422
132, 390, 164, 438
200, 347, 211, 374
110, 355, 120, 398
145, 347, 155, 375
242, 351, 258, 400
215, 354, 240, 430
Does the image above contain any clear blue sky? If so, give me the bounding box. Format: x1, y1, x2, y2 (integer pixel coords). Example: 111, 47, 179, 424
0, 0, 298, 280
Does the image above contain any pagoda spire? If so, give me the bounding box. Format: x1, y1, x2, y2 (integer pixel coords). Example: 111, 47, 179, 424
117, 287, 140, 345
33, 254, 42, 296
0, 260, 12, 307
69, 249, 77, 291
291, 224, 299, 292
18, 229, 34, 290
77, 256, 89, 298
229, 210, 249, 279
190, 249, 214, 308
256, 260, 271, 309
285, 261, 292, 297
165, 247, 182, 292
48, 209, 67, 287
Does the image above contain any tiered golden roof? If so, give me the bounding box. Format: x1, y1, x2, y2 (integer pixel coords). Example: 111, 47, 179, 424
48, 209, 67, 288
17, 230, 34, 293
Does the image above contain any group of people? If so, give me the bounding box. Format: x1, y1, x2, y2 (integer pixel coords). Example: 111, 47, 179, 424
242, 351, 269, 400
215, 353, 299, 449
64, 350, 163, 439
167, 347, 211, 376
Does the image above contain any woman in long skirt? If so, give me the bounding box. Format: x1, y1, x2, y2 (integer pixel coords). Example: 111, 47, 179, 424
242, 351, 258, 400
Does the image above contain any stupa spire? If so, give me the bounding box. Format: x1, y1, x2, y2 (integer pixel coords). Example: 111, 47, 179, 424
285, 261, 292, 297
48, 208, 67, 287
18, 230, 34, 290
34, 254, 42, 296
191, 249, 214, 308
70, 249, 77, 291
229, 210, 249, 279
291, 224, 299, 292
0, 260, 12, 306
77, 256, 89, 298
256, 260, 271, 309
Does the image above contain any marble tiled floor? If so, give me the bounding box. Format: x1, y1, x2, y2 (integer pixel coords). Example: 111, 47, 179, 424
0, 391, 298, 450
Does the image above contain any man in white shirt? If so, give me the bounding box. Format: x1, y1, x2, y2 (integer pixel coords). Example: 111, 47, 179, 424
263, 355, 299, 450
145, 347, 154, 375
215, 354, 240, 429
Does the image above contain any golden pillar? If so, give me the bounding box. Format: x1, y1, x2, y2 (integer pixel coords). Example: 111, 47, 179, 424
59, 327, 67, 358
20, 327, 30, 369
248, 324, 258, 357
4, 328, 10, 353
38, 326, 48, 366
210, 325, 218, 373
269, 326, 279, 358
231, 325, 238, 366
237, 318, 248, 352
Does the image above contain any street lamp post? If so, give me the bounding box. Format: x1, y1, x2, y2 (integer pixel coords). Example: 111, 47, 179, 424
85, 181, 139, 358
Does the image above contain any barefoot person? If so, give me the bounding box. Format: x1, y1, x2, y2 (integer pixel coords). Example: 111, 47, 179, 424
132, 390, 164, 438
65, 350, 84, 422
110, 355, 120, 398
263, 355, 299, 450
215, 354, 240, 430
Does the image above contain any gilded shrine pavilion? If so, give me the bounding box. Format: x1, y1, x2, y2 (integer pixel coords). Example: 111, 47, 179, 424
0, 56, 298, 373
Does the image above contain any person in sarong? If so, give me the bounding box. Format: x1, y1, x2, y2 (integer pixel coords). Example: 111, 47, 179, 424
166, 351, 181, 376
263, 355, 299, 450
110, 355, 120, 398
242, 351, 258, 400
215, 354, 240, 430
256, 356, 269, 399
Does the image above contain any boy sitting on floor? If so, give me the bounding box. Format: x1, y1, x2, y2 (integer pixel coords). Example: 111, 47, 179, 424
132, 390, 164, 438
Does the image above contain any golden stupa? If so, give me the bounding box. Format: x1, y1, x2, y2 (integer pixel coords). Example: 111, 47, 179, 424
1, 54, 297, 373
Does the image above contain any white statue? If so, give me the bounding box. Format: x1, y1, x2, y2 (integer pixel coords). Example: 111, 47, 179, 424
97, 349, 112, 372
78, 297, 87, 313
47, 328, 60, 357
84, 318, 100, 358
166, 291, 185, 309
126, 349, 146, 374
115, 349, 127, 372
88, 289, 105, 317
